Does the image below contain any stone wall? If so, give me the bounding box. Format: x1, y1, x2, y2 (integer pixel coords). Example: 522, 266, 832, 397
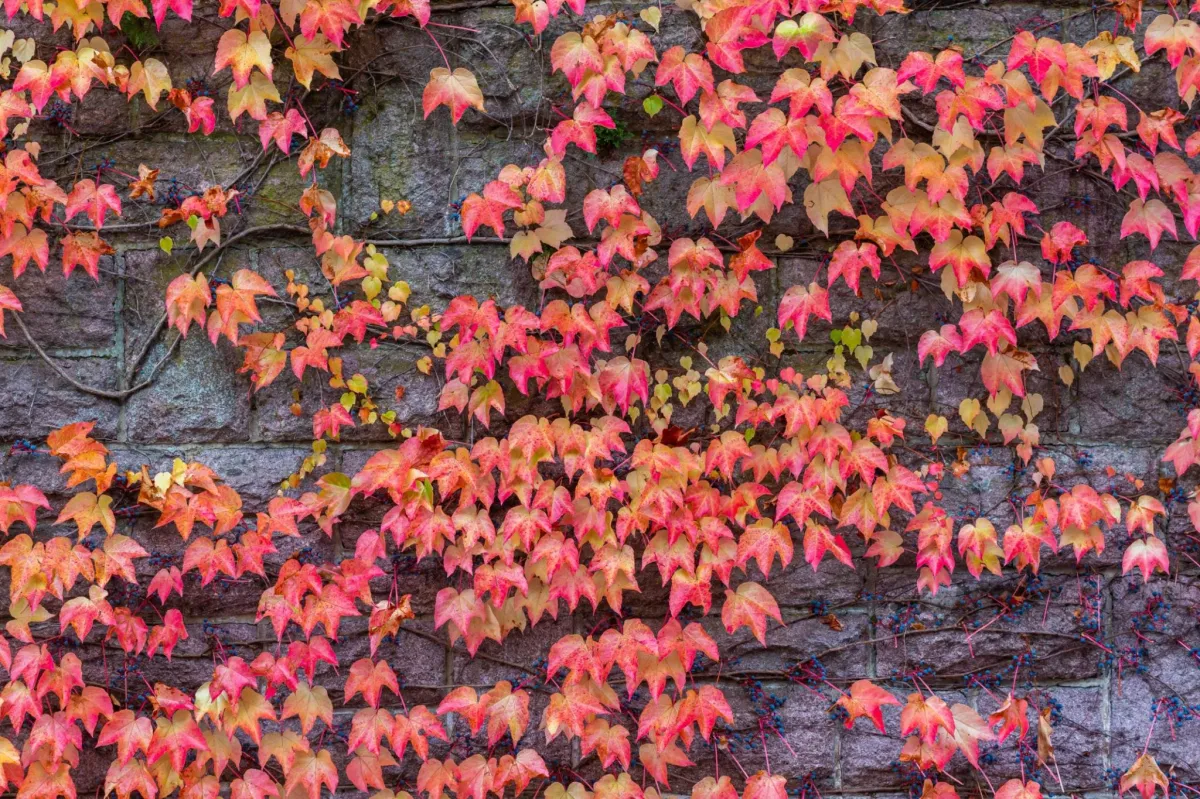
2, 0, 1199, 796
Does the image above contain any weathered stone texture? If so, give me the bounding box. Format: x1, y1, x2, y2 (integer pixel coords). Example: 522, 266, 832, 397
3, 0, 1200, 795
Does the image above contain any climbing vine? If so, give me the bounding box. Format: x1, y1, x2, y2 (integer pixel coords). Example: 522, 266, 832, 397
0, 0, 1198, 799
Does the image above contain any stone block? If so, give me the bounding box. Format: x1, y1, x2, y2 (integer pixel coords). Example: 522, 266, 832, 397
1, 256, 119, 350
0, 356, 122, 441
124, 331, 252, 443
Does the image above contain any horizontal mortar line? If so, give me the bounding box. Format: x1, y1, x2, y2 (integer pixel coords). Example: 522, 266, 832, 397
0, 346, 122, 360
34, 435, 1182, 454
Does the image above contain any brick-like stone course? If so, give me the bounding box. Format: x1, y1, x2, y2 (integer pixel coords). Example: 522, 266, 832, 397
3, 0, 1200, 795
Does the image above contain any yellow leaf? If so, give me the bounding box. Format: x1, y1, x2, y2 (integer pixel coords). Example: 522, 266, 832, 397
285, 33, 340, 90
1021, 392, 1043, 422
509, 231, 542, 262
227, 72, 280, 122
925, 414, 948, 444
1073, 340, 1093, 369
986, 388, 1012, 417
972, 411, 990, 438
1084, 31, 1140, 79
803, 178, 852, 236
998, 413, 1024, 444
958, 397, 981, 428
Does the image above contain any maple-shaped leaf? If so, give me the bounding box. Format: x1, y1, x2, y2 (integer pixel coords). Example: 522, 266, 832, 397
900, 693, 955, 745
551, 32, 602, 85
778, 282, 831, 341
721, 581, 782, 644
124, 58, 173, 111
13, 61, 66, 114
541, 683, 609, 743
827, 241, 880, 294
929, 230, 990, 287
0, 225, 50, 280
56, 491, 115, 538
1002, 517, 1058, 573
285, 750, 339, 799
1121, 199, 1177, 249
1126, 494, 1165, 536
1137, 108, 1183, 154
298, 0, 361, 46
1122, 536, 1170, 582
950, 702, 996, 767
0, 483, 47, 532
167, 88, 216, 135
282, 682, 333, 735
65, 179, 121, 229
804, 178, 853, 235
183, 537, 237, 585
484, 681, 530, 746
686, 177, 734, 227
772, 13, 834, 60
597, 356, 649, 414
996, 781, 1042, 799
898, 49, 965, 93
679, 115, 736, 170
692, 776, 739, 799
368, 596, 414, 655
423, 67, 485, 124
298, 128, 352, 178
214, 29, 273, 89
1085, 31, 1141, 79
744, 771, 787, 799
1145, 15, 1200, 68
165, 273, 211, 336
147, 710, 207, 772
1121, 753, 1170, 799
639, 742, 693, 787
228, 73, 281, 122
286, 34, 341, 90
770, 67, 832, 117
988, 693, 1029, 743
803, 520, 853, 571
745, 109, 810, 166
258, 730, 310, 772
60, 585, 114, 641
582, 719, 632, 770
835, 680, 900, 733
258, 109, 307, 154
703, 6, 768, 74
959, 308, 1017, 356
150, 0, 191, 25
98, 710, 153, 765
1008, 31, 1067, 83
918, 324, 964, 367
231, 770, 280, 799
737, 519, 793, 577
1038, 221, 1088, 264
438, 686, 488, 735
655, 46, 714, 104
981, 349, 1039, 397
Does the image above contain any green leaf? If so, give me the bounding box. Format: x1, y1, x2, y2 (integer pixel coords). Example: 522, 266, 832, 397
120, 11, 159, 49
158, 237, 173, 254
643, 95, 664, 117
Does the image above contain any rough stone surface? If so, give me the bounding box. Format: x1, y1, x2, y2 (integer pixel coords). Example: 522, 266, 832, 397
2, 1, 1200, 797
